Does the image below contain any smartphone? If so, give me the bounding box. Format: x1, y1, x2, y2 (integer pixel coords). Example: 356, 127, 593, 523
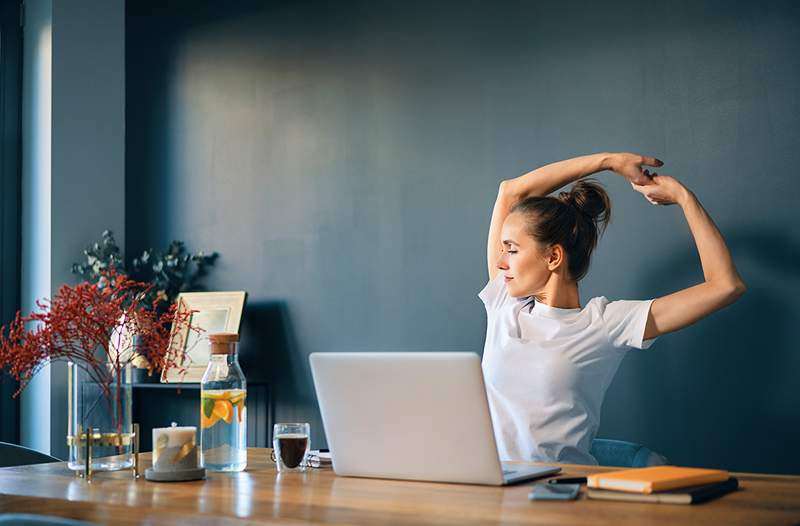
528, 483, 581, 501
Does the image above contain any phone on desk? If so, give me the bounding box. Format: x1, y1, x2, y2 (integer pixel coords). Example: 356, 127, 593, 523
529, 483, 581, 501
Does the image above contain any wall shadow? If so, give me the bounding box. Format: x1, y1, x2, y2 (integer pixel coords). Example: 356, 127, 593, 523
237, 300, 321, 441
611, 228, 800, 474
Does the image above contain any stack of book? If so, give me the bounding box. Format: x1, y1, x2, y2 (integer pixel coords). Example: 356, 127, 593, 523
586, 466, 738, 505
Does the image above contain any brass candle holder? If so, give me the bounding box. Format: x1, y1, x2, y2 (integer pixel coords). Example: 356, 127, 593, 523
68, 422, 141, 481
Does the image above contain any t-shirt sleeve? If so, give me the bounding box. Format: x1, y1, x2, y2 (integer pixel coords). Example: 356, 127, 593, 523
478, 272, 511, 312
600, 297, 658, 350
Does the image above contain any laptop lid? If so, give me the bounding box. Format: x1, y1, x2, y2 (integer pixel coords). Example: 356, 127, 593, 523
309, 352, 507, 485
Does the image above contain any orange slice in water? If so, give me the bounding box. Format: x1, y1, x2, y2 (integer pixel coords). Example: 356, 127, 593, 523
212, 400, 233, 425
201, 411, 219, 429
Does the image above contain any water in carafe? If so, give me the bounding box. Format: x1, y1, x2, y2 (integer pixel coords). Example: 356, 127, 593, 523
200, 333, 247, 471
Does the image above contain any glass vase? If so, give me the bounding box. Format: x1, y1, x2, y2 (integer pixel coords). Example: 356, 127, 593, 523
67, 361, 133, 472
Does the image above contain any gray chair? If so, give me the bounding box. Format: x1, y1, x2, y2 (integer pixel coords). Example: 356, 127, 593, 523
590, 438, 669, 467
0, 514, 97, 526
0, 446, 80, 525
0, 442, 60, 468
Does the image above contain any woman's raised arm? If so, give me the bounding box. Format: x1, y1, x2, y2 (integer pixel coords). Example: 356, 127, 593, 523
631, 175, 747, 339
486, 152, 663, 280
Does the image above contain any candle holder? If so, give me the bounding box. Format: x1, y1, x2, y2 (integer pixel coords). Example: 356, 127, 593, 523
72, 423, 142, 482
144, 423, 206, 482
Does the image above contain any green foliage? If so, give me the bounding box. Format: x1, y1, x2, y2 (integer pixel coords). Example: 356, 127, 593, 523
131, 241, 218, 307
72, 230, 218, 308
71, 230, 125, 282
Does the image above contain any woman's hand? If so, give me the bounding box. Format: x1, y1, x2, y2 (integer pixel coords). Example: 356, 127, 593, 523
607, 152, 664, 185
630, 174, 690, 206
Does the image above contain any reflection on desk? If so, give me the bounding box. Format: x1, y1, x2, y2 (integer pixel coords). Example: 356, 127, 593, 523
0, 448, 799, 525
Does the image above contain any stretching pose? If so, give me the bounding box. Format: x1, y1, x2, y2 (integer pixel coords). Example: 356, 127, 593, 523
480, 152, 746, 465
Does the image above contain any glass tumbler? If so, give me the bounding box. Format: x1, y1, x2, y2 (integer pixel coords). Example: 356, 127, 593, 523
272, 423, 310, 472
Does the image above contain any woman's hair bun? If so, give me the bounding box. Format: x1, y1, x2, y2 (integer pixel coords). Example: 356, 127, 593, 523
558, 179, 611, 233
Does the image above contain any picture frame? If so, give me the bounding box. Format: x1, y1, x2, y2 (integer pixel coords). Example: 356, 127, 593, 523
162, 291, 247, 383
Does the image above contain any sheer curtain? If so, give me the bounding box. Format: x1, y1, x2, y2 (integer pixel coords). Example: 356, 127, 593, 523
0, 0, 23, 443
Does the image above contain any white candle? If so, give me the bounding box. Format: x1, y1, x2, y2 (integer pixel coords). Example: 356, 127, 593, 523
154, 424, 195, 448
152, 422, 198, 472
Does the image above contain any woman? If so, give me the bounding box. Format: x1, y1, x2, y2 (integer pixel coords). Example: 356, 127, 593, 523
480, 152, 746, 465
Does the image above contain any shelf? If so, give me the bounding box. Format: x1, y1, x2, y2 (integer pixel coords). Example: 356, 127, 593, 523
132, 382, 201, 389
132, 381, 268, 390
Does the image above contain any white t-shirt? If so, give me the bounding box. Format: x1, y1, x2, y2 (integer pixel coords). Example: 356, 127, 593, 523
478, 272, 657, 465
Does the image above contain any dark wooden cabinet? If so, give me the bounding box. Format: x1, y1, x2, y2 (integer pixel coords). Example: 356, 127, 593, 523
131, 382, 271, 452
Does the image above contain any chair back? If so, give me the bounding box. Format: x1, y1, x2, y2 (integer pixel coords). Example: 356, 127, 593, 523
590, 438, 668, 467
0, 441, 60, 468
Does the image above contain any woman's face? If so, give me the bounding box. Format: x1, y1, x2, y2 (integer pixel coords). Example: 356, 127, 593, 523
497, 212, 553, 298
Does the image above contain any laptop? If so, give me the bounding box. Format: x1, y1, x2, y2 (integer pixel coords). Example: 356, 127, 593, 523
309, 352, 561, 485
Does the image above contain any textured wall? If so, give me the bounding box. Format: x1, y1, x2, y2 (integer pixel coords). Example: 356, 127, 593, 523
127, 0, 800, 473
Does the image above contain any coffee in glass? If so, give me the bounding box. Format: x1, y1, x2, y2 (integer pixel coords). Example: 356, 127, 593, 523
273, 423, 310, 472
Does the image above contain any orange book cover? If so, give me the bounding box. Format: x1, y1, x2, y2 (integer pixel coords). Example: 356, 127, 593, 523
586, 466, 730, 494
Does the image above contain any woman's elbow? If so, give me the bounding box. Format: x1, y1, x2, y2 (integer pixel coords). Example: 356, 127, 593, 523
724, 278, 747, 303
498, 180, 516, 200
733, 279, 747, 299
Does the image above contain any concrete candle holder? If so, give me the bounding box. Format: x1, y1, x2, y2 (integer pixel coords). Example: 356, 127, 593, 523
144, 423, 206, 482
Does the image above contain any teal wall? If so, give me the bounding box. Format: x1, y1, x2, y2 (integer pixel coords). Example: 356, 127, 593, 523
19, 0, 126, 458
126, 0, 800, 473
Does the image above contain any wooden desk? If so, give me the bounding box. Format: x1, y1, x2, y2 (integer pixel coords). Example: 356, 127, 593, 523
1, 449, 798, 525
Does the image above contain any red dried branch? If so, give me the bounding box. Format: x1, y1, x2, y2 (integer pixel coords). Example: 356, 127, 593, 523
0, 270, 197, 399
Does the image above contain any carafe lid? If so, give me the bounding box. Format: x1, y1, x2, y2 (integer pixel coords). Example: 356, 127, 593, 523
209, 333, 239, 354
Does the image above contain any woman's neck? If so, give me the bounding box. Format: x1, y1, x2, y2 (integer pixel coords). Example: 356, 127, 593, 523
534, 273, 581, 309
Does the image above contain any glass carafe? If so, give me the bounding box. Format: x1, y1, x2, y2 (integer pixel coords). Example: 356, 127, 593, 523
200, 333, 247, 472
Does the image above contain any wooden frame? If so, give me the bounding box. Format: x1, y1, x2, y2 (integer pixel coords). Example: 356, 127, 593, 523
162, 291, 247, 383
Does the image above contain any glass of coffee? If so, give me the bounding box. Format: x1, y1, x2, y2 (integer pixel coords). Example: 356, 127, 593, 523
272, 423, 310, 472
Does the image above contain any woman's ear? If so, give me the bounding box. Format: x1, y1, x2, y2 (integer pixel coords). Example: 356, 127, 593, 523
546, 244, 565, 272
